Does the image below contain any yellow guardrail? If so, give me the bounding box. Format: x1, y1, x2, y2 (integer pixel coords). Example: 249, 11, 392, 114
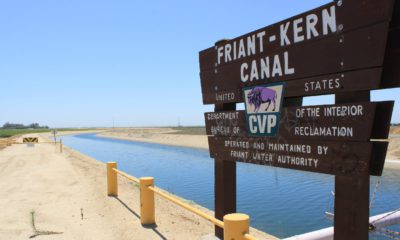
147, 185, 224, 228
245, 233, 261, 240
107, 162, 260, 240
112, 168, 139, 183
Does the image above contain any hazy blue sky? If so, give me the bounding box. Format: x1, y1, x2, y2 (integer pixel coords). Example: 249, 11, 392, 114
1, 0, 399, 127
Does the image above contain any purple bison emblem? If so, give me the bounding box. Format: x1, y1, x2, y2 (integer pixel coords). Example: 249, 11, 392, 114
247, 87, 277, 113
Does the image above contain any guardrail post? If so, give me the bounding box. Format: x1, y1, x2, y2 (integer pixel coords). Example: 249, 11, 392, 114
140, 177, 155, 225
223, 213, 249, 240
107, 162, 118, 196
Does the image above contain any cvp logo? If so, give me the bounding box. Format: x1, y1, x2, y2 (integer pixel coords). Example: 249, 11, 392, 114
243, 83, 285, 136
247, 115, 277, 134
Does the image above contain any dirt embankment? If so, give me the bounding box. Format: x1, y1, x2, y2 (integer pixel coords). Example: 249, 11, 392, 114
0, 136, 17, 150
390, 126, 400, 135
0, 134, 276, 240
387, 126, 400, 161
99, 128, 209, 149
387, 140, 400, 161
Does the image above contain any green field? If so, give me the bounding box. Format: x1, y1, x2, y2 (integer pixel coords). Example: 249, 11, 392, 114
0, 128, 98, 138
0, 129, 50, 138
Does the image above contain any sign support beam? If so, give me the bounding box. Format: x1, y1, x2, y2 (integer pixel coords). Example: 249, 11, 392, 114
334, 91, 370, 240
214, 103, 236, 239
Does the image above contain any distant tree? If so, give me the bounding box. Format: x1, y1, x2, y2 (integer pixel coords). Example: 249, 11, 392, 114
2, 122, 49, 129
2, 122, 24, 129
28, 123, 39, 129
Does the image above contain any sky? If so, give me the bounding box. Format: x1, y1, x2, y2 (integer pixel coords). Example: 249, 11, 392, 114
0, 0, 399, 127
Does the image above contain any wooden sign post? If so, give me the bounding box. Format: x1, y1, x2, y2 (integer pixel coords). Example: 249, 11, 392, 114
52, 129, 58, 143
214, 103, 236, 238
199, 0, 399, 239
334, 92, 371, 240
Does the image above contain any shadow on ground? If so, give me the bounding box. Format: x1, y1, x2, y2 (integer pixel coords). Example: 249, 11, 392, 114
112, 196, 167, 240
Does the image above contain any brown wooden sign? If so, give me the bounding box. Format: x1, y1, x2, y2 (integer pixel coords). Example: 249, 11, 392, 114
199, 1, 399, 239
205, 101, 394, 141
208, 136, 387, 176
382, 0, 400, 88
391, 0, 400, 29
382, 28, 400, 88
198, 0, 398, 175
202, 68, 385, 104
199, 0, 397, 104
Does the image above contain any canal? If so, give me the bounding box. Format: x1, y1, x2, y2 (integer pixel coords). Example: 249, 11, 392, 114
62, 133, 400, 239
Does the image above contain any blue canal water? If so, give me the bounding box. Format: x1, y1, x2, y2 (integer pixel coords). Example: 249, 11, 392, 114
62, 133, 400, 239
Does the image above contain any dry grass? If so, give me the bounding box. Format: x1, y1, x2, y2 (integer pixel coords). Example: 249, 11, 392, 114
0, 137, 17, 150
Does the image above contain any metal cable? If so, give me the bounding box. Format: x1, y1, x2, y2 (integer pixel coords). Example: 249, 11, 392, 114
370, 176, 381, 210
375, 228, 400, 240
371, 209, 400, 225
